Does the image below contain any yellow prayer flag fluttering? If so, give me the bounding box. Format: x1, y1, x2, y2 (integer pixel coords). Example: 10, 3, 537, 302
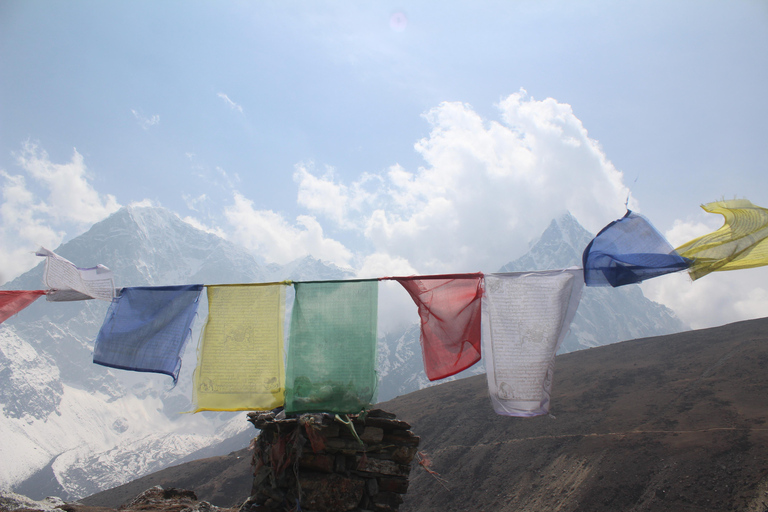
675, 199, 768, 280
192, 283, 287, 412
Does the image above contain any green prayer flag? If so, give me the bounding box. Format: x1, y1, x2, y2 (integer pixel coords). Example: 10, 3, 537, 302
285, 280, 378, 414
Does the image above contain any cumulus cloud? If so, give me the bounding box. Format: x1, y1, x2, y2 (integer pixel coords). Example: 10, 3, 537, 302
294, 89, 631, 274
15, 143, 121, 224
217, 93, 244, 114
223, 193, 352, 266
294, 163, 378, 229
664, 217, 722, 247
180, 215, 227, 238
131, 109, 160, 130
0, 143, 121, 284
641, 207, 768, 330
642, 268, 768, 330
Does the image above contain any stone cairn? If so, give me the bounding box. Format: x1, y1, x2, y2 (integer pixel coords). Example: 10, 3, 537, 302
240, 409, 419, 512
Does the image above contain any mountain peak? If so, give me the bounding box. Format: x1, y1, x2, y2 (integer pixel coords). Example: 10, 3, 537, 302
500, 212, 593, 272
495, 212, 687, 354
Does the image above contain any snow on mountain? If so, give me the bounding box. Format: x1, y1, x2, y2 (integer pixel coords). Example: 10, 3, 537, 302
0, 205, 279, 499
375, 212, 689, 401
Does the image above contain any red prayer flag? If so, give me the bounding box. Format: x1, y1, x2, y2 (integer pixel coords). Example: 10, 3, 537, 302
0, 290, 46, 324
394, 273, 484, 381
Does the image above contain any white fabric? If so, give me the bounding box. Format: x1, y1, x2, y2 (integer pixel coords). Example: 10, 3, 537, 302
36, 247, 115, 301
482, 269, 584, 417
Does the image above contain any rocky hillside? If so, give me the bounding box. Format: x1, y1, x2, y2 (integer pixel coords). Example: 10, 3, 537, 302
83, 316, 768, 512
385, 316, 768, 512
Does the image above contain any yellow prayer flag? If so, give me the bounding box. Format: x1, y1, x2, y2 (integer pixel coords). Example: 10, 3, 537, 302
193, 283, 286, 412
675, 199, 768, 280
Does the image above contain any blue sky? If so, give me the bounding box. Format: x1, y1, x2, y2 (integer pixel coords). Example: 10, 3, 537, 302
1, 0, 767, 329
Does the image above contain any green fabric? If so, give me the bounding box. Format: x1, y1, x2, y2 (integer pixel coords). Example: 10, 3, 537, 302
285, 280, 379, 414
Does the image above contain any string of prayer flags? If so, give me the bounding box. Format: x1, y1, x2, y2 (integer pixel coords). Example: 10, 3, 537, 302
36, 247, 115, 301
675, 199, 768, 280
193, 283, 287, 412
583, 211, 690, 287
393, 273, 483, 381
482, 269, 584, 417
285, 280, 378, 415
93, 285, 204, 383
0, 290, 46, 324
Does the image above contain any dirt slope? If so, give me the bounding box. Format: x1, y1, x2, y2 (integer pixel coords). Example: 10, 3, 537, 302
383, 316, 768, 512
84, 316, 768, 511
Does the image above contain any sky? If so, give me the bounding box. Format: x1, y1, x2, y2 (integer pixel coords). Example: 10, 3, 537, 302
1, 0, 767, 330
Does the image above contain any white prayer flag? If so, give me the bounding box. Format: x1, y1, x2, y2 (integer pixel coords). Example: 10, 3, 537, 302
36, 247, 115, 301
482, 269, 584, 417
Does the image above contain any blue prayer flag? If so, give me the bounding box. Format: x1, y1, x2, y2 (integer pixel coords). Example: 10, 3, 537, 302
583, 211, 690, 287
93, 285, 204, 382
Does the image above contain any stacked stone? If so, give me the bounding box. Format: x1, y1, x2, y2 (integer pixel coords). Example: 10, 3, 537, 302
240, 409, 419, 512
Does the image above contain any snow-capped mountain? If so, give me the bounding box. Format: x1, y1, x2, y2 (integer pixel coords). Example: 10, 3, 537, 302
0, 205, 350, 500
375, 212, 688, 401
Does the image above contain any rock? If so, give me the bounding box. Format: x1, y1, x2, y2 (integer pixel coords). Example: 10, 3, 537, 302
0, 491, 67, 511
0, 487, 234, 512
299, 473, 365, 512
248, 410, 418, 511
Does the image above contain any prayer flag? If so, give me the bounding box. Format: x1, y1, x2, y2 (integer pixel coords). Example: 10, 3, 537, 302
285, 280, 378, 415
193, 283, 287, 412
36, 247, 115, 301
0, 290, 46, 324
93, 285, 203, 382
583, 211, 690, 287
675, 199, 768, 280
394, 273, 483, 381
482, 269, 583, 417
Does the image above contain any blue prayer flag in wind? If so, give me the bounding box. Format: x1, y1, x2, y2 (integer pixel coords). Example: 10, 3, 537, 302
93, 285, 204, 382
583, 211, 690, 287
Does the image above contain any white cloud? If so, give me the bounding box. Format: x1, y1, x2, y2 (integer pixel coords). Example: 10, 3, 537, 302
640, 208, 768, 329
294, 163, 377, 229
180, 215, 227, 238
356, 252, 417, 279
15, 143, 121, 224
223, 193, 352, 267
664, 216, 721, 247
0, 143, 121, 284
128, 198, 157, 208
182, 194, 207, 212
642, 268, 768, 330
294, 89, 630, 274
217, 93, 244, 114
131, 109, 160, 130
0, 172, 63, 283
